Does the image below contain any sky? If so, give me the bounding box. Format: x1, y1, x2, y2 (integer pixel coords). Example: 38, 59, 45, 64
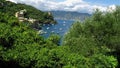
8, 0, 120, 13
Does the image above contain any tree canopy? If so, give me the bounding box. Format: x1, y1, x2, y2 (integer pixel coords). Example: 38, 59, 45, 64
0, 1, 120, 67
63, 6, 120, 67
0, 0, 56, 24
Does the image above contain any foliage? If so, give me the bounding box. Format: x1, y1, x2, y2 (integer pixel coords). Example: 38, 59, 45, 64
47, 34, 61, 45
0, 0, 56, 24
63, 6, 120, 67
0, 2, 119, 68
0, 11, 54, 67
0, 11, 118, 68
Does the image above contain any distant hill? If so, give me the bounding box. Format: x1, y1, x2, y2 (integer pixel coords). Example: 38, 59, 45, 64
0, 0, 56, 24
50, 11, 91, 21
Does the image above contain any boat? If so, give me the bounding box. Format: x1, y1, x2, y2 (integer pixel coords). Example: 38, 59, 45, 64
63, 24, 66, 26
46, 27, 50, 30
63, 21, 66, 23
38, 30, 47, 34
59, 28, 62, 30
43, 24, 45, 26
57, 32, 59, 34
51, 31, 55, 33
52, 24, 54, 26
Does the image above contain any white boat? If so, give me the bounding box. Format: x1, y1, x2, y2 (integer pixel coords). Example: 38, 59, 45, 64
63, 24, 66, 26
43, 24, 45, 26
51, 31, 55, 33
63, 21, 66, 23
59, 28, 62, 30
46, 27, 50, 30
52, 24, 54, 26
38, 30, 44, 34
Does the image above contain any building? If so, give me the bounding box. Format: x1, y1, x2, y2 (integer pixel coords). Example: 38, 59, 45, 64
15, 9, 26, 17
15, 9, 40, 28
15, 9, 27, 22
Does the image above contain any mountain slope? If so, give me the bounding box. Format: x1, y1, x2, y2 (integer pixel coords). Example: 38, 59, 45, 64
50, 11, 91, 21
0, 0, 56, 24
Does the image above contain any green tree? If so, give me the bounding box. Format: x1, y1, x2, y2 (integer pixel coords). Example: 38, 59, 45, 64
0, 2, 119, 68
63, 6, 120, 68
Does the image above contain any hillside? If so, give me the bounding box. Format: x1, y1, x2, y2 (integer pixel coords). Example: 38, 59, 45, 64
0, 0, 56, 24
0, 6, 119, 68
50, 11, 91, 21
0, 0, 119, 67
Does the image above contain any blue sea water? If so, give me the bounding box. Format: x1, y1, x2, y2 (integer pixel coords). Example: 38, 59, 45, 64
41, 19, 74, 39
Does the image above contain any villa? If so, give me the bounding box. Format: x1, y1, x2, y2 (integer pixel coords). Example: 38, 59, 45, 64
15, 9, 40, 29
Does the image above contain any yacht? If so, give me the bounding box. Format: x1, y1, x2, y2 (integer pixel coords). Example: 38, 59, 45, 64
59, 28, 62, 31
63, 21, 66, 23
51, 31, 55, 33
63, 24, 66, 26
46, 27, 50, 30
